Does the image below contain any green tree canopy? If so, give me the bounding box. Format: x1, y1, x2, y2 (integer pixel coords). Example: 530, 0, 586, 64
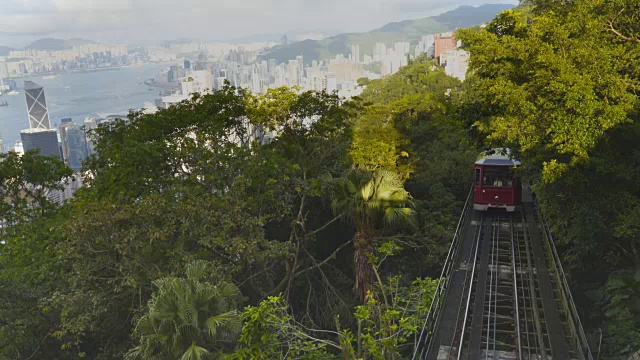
457, 2, 638, 182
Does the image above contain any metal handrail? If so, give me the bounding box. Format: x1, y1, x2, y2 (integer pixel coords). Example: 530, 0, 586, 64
412, 185, 474, 359
539, 212, 594, 360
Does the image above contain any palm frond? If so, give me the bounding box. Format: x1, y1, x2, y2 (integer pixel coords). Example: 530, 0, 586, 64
205, 310, 241, 338
383, 207, 416, 228
195, 283, 218, 310
124, 346, 143, 360
360, 178, 375, 200
186, 260, 208, 282
180, 342, 211, 360
215, 282, 240, 299
379, 188, 409, 202
134, 315, 156, 336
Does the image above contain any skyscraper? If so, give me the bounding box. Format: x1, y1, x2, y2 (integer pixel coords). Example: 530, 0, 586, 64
83, 118, 98, 156
415, 35, 435, 58
268, 59, 276, 73
351, 45, 361, 64
395, 42, 410, 56
288, 60, 299, 86
296, 55, 304, 84
324, 72, 337, 93
443, 50, 470, 81
60, 118, 88, 171
373, 43, 387, 61
20, 128, 60, 159
0, 62, 8, 79
24, 81, 51, 129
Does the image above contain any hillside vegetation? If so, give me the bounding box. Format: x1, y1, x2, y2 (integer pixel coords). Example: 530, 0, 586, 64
0, 58, 474, 358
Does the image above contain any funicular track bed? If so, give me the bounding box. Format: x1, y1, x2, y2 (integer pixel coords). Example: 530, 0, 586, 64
423, 204, 583, 360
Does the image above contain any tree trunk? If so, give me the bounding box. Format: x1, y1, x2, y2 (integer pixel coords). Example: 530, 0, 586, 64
354, 230, 374, 302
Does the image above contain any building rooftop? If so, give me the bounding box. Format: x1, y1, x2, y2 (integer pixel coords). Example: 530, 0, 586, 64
20, 128, 56, 134
24, 80, 43, 91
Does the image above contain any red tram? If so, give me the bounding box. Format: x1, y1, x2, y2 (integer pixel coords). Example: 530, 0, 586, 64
473, 149, 522, 212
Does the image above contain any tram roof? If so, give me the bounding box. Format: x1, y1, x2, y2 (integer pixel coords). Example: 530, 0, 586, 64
475, 149, 521, 166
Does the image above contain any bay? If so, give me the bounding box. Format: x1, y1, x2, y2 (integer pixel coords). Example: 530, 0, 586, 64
0, 63, 169, 151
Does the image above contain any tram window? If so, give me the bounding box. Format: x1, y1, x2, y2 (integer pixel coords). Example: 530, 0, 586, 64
475, 169, 481, 184
482, 167, 512, 187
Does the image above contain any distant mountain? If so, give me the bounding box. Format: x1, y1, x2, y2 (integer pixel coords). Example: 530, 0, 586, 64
229, 34, 283, 44
0, 46, 14, 56
434, 4, 513, 29
230, 29, 339, 44
260, 4, 514, 64
25, 38, 96, 51
64, 38, 96, 48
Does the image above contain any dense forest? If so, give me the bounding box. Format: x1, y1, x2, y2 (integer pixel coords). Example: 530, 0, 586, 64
0, 0, 638, 359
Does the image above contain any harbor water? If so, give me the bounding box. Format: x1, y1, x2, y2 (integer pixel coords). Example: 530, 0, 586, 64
0, 63, 168, 151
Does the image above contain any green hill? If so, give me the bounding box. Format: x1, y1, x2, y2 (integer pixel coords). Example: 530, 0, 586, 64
25, 38, 96, 51
433, 4, 514, 28
260, 4, 513, 64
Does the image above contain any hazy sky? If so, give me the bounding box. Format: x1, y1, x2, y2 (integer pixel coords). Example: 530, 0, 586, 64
0, 0, 517, 47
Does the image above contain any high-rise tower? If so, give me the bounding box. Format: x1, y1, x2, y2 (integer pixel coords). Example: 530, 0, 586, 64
20, 128, 60, 158
24, 81, 51, 130
351, 45, 360, 63
60, 118, 88, 171
21, 81, 60, 159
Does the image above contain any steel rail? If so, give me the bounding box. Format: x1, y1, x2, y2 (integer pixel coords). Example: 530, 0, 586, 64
516, 219, 532, 359
511, 215, 523, 359
487, 217, 502, 356
457, 214, 487, 359
445, 213, 484, 358
521, 210, 547, 359
493, 216, 500, 356
412, 186, 474, 360
486, 214, 496, 359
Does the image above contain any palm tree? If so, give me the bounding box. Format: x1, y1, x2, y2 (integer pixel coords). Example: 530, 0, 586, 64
126, 261, 242, 360
327, 169, 415, 302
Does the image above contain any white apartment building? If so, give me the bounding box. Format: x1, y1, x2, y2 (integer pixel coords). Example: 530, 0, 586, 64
441, 49, 470, 81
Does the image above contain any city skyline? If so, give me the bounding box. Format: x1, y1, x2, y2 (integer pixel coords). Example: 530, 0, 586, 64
0, 0, 518, 48
0, 2, 493, 159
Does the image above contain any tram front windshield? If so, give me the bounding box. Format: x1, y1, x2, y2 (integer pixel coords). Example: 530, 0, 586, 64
483, 167, 513, 188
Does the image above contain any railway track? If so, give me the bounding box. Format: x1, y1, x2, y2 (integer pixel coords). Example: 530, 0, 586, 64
413, 196, 592, 360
